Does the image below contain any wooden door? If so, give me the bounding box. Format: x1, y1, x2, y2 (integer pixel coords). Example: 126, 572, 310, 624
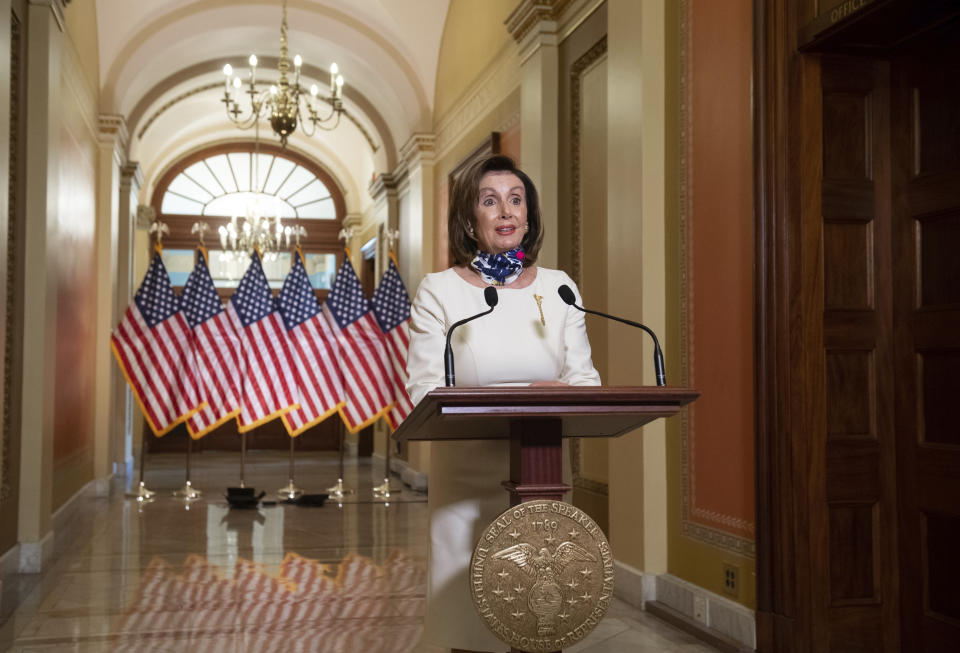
815, 55, 900, 653
890, 26, 960, 653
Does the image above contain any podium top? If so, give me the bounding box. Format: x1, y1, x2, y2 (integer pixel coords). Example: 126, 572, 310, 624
393, 385, 699, 442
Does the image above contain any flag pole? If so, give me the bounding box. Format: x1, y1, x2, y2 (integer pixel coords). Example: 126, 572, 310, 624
277, 435, 303, 500
326, 230, 359, 500
373, 427, 400, 498
125, 429, 156, 502
373, 238, 403, 500
174, 434, 202, 500
326, 419, 354, 498
239, 432, 247, 488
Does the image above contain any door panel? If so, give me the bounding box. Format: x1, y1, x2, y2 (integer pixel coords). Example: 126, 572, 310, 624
891, 26, 960, 653
818, 55, 900, 652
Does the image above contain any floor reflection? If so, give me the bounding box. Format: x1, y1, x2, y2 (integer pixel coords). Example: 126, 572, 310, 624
0, 451, 721, 652
112, 549, 424, 652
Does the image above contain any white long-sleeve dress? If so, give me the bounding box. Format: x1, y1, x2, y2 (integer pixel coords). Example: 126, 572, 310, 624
406, 266, 601, 651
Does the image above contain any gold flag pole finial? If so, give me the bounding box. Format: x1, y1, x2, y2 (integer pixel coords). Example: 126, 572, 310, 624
191, 221, 210, 261
149, 220, 170, 254
385, 228, 400, 267
338, 226, 356, 260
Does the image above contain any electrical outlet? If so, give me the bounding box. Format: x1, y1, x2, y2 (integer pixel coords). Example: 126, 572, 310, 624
693, 595, 707, 623
723, 563, 740, 597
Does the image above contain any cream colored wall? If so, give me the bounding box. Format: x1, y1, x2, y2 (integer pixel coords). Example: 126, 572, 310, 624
433, 0, 517, 119
577, 57, 609, 487
64, 0, 98, 93
603, 0, 670, 574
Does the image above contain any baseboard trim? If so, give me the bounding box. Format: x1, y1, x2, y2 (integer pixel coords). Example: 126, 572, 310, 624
18, 530, 53, 573
612, 562, 756, 651
646, 600, 753, 653
17, 475, 104, 574
387, 456, 428, 492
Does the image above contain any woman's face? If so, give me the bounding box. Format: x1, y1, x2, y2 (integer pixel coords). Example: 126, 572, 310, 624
473, 171, 528, 254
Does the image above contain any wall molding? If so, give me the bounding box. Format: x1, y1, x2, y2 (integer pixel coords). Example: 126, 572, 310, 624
506, 0, 575, 44
28, 0, 67, 32
1, 10, 24, 508
568, 35, 607, 290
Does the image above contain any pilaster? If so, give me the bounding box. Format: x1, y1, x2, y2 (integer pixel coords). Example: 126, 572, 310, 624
507, 0, 564, 268
92, 116, 125, 488
605, 0, 669, 576
396, 133, 435, 287
113, 162, 141, 476
18, 0, 63, 568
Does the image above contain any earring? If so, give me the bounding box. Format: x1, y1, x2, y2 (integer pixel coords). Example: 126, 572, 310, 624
523, 223, 529, 232
468, 226, 475, 236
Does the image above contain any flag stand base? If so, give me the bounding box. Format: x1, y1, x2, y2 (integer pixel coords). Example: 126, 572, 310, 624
373, 478, 400, 497
277, 480, 303, 500
173, 480, 202, 500
126, 481, 156, 502
325, 478, 354, 499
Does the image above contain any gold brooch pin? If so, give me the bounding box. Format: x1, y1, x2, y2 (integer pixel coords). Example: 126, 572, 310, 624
533, 293, 545, 326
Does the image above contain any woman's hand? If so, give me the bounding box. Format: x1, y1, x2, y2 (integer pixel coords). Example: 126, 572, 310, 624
528, 381, 569, 387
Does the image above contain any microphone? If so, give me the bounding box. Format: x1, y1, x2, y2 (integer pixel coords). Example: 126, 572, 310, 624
445, 286, 499, 386
558, 284, 667, 386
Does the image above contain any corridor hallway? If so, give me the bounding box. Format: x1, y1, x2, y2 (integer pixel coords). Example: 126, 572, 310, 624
0, 453, 719, 652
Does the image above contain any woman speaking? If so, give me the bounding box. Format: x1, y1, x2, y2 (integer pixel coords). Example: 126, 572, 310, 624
407, 155, 601, 653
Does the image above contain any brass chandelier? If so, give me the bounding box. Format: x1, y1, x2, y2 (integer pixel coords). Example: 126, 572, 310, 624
220, 0, 344, 146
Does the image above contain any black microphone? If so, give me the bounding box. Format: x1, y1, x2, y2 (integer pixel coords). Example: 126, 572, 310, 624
558, 284, 667, 386
444, 286, 499, 386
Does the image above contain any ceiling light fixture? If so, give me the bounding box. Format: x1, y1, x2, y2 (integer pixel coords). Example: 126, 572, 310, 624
220, 0, 344, 146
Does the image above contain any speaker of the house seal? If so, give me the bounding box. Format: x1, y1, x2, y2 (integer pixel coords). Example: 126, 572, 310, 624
469, 499, 615, 652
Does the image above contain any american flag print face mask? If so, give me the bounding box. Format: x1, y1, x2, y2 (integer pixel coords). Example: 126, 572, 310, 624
470, 247, 525, 286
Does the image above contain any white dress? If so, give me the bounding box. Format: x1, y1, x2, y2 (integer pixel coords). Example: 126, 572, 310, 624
406, 266, 601, 651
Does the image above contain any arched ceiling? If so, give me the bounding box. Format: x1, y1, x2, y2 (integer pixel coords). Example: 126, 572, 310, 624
93, 0, 450, 211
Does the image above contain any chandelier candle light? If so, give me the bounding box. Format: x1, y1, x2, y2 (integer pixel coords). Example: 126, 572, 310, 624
217, 207, 302, 263
220, 0, 344, 146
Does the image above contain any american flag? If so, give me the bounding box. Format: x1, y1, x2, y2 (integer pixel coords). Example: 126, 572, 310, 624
370, 258, 414, 429
181, 250, 242, 438
230, 252, 299, 430
277, 250, 344, 436
110, 253, 202, 435
325, 258, 393, 432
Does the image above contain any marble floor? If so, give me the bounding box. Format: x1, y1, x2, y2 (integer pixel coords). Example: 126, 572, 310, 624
0, 451, 720, 652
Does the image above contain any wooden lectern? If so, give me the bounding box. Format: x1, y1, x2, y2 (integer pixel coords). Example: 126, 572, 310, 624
394, 386, 698, 505
393, 386, 699, 653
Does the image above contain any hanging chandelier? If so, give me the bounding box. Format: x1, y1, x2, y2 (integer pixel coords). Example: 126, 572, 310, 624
220, 0, 344, 146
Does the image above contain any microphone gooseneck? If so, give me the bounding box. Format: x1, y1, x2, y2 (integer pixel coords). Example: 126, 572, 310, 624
558, 284, 667, 386
444, 286, 500, 386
